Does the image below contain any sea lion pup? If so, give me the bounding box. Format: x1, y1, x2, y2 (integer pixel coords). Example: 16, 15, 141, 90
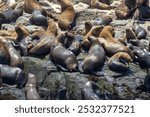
132, 22, 147, 39
49, 35, 78, 72
29, 9, 48, 28
99, 25, 134, 59
0, 37, 10, 65
57, 0, 77, 30
82, 25, 103, 51
115, 0, 136, 19
0, 64, 27, 88
15, 24, 31, 56
82, 36, 105, 73
0, 7, 23, 24
82, 81, 100, 100
0, 37, 23, 69
29, 20, 58, 56
25, 73, 40, 100
90, 0, 110, 10
108, 52, 132, 73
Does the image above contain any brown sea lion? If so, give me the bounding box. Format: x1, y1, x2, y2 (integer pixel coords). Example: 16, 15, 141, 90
108, 52, 132, 73
49, 36, 78, 72
115, 0, 136, 19
0, 30, 17, 41
82, 25, 103, 51
15, 24, 31, 56
25, 73, 40, 100
82, 81, 100, 100
90, 0, 110, 10
0, 64, 27, 88
99, 26, 134, 58
57, 0, 77, 30
29, 20, 58, 56
24, 0, 56, 20
82, 22, 92, 36
0, 37, 23, 69
82, 36, 105, 73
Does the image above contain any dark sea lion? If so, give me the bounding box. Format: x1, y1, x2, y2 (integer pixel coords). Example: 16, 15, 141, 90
126, 28, 137, 41
29, 20, 58, 56
29, 9, 48, 28
25, 73, 40, 100
134, 0, 150, 20
0, 7, 23, 24
82, 36, 105, 73
99, 26, 134, 58
82, 81, 100, 100
0, 37, 10, 65
132, 22, 147, 39
108, 52, 132, 73
0, 64, 27, 88
0, 37, 23, 68
115, 0, 136, 19
57, 0, 77, 30
90, 0, 110, 10
49, 36, 78, 72
15, 24, 31, 56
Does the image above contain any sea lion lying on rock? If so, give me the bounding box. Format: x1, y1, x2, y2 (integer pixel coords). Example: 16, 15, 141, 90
115, 0, 136, 19
82, 36, 105, 73
108, 52, 132, 73
57, 0, 77, 30
90, 0, 111, 10
0, 64, 27, 88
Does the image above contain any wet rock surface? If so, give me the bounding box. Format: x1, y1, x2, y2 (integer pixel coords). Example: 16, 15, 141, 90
0, 0, 150, 100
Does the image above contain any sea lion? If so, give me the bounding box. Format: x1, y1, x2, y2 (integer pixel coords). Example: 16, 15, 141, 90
90, 0, 110, 10
82, 25, 103, 51
134, 0, 150, 20
57, 0, 77, 30
99, 26, 134, 58
25, 73, 40, 100
0, 30, 17, 41
0, 37, 10, 65
108, 52, 132, 73
29, 20, 58, 56
0, 64, 27, 88
126, 28, 137, 41
82, 22, 92, 36
132, 22, 147, 39
49, 36, 78, 72
82, 81, 100, 100
0, 37, 23, 68
82, 36, 105, 73
29, 9, 48, 28
0, 7, 23, 24
15, 24, 31, 56
115, 0, 136, 19
24, 0, 56, 20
